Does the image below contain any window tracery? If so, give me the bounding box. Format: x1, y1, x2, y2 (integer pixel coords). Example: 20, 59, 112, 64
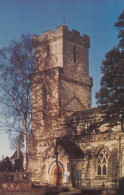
97, 149, 109, 176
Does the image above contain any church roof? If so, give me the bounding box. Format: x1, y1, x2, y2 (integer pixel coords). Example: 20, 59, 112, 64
70, 107, 100, 119
58, 139, 84, 159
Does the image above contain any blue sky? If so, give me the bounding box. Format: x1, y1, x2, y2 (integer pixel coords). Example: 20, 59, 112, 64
0, 0, 123, 158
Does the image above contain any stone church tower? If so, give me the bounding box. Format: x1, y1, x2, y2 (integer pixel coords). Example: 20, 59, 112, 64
28, 25, 93, 185
28, 25, 124, 188
33, 24, 92, 117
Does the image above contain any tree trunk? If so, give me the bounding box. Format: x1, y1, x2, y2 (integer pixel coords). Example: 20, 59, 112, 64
23, 125, 27, 171
121, 112, 124, 132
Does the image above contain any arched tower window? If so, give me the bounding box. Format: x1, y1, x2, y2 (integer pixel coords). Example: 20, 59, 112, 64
97, 148, 109, 176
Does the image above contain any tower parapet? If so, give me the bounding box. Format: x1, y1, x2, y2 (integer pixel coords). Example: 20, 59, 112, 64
33, 25, 90, 49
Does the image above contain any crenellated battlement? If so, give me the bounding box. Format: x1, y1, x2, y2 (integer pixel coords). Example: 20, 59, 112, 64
33, 25, 90, 48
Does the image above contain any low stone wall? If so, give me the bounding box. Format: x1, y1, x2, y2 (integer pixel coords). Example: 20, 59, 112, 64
1, 181, 31, 190
0, 172, 31, 183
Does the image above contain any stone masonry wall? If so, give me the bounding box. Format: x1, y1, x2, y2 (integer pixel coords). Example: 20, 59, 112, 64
60, 79, 92, 113
78, 131, 123, 188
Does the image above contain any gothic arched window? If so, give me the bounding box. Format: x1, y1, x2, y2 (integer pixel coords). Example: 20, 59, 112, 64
97, 149, 109, 176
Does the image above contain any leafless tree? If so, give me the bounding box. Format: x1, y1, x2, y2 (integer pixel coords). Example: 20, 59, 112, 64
0, 34, 33, 170
0, 33, 54, 171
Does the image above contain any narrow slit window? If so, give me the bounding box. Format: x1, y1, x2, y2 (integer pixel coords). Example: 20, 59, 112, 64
73, 45, 77, 62
42, 86, 47, 110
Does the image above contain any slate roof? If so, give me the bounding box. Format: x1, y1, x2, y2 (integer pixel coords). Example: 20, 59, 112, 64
58, 139, 84, 159
69, 107, 100, 119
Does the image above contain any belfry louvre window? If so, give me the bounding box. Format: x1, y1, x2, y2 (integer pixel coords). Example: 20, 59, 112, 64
97, 149, 109, 176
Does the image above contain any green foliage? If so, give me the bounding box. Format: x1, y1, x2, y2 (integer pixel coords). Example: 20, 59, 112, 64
115, 9, 124, 49
96, 10, 124, 129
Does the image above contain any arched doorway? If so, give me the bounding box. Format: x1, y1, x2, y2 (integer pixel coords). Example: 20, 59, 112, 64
54, 165, 62, 185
